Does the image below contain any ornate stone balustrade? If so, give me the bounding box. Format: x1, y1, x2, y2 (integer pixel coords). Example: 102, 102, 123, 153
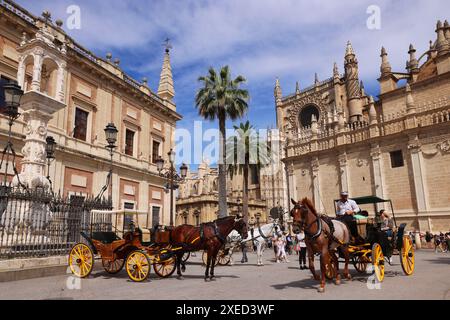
287, 94, 450, 157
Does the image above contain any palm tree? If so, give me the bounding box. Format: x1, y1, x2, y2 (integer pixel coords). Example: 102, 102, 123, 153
195, 66, 249, 218
226, 121, 271, 223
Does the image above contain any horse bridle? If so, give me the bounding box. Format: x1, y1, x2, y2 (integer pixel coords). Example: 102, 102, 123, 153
292, 203, 322, 240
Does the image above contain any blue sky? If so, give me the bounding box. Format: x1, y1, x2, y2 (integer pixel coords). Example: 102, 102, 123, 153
17, 0, 449, 167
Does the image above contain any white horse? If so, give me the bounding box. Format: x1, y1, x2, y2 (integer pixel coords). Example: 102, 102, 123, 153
227, 221, 282, 266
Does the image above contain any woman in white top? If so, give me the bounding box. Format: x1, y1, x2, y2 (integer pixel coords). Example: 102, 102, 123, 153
296, 232, 307, 270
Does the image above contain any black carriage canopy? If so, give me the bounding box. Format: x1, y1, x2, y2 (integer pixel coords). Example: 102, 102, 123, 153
334, 195, 397, 226
334, 196, 391, 205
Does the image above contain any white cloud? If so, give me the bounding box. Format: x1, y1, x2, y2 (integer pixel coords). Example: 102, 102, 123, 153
16, 0, 450, 124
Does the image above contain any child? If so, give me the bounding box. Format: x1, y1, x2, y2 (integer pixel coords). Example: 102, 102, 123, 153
276, 232, 290, 263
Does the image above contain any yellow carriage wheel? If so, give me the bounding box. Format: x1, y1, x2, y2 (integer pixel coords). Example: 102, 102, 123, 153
202, 251, 219, 266
217, 250, 231, 266
353, 255, 369, 273
102, 259, 125, 274
68, 243, 94, 278
372, 243, 385, 283
400, 236, 415, 276
153, 256, 176, 278
126, 251, 151, 282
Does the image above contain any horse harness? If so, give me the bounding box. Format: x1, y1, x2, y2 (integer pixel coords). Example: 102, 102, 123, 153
197, 221, 226, 244
295, 204, 342, 246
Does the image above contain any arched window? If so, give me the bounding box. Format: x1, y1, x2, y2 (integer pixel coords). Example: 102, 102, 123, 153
299, 104, 320, 128
40, 58, 58, 97
194, 210, 200, 226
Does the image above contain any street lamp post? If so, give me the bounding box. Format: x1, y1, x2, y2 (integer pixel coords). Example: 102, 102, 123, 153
0, 80, 24, 188
155, 149, 187, 227
45, 136, 56, 192
96, 123, 118, 202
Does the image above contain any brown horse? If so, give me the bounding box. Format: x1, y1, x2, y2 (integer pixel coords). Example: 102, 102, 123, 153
290, 198, 352, 293
171, 216, 248, 281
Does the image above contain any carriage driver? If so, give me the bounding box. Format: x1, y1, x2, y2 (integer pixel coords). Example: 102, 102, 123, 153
336, 192, 364, 243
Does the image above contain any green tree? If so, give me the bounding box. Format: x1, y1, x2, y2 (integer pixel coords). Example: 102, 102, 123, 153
195, 66, 249, 218
226, 121, 271, 223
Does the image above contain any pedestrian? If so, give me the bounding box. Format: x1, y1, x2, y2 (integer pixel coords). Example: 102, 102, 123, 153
285, 233, 293, 255
425, 231, 433, 249
296, 231, 307, 270
445, 232, 450, 253
276, 232, 289, 263
434, 234, 442, 253
272, 233, 278, 261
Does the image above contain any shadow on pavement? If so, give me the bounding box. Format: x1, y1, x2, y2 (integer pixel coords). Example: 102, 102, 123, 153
424, 256, 450, 265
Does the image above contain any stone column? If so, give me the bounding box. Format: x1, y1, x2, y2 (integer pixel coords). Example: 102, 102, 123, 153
370, 144, 386, 212
56, 62, 66, 103
12, 91, 66, 190
30, 49, 44, 92
16, 55, 26, 90
407, 136, 428, 216
338, 152, 349, 193
311, 157, 323, 213
288, 162, 296, 202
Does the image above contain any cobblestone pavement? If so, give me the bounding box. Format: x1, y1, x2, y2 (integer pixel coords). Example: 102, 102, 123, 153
0, 250, 448, 300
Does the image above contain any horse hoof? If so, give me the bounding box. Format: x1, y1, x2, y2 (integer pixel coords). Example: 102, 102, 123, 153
335, 280, 341, 285
345, 274, 352, 280
318, 287, 325, 293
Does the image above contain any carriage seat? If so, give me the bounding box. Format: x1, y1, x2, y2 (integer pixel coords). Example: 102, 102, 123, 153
140, 227, 152, 244
92, 232, 121, 244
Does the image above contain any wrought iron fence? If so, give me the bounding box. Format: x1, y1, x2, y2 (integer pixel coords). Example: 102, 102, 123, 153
0, 186, 112, 259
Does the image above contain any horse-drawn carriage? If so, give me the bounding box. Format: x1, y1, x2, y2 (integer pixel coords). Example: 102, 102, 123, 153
330, 196, 415, 282
68, 210, 179, 282
290, 196, 415, 292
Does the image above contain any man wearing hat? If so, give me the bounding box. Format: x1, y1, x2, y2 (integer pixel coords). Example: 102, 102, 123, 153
336, 192, 363, 243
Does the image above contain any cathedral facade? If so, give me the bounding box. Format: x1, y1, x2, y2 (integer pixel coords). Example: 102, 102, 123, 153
277, 20, 450, 233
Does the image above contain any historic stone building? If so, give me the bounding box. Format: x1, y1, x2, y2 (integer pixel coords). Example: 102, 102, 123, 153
277, 20, 450, 233
176, 160, 268, 226
0, 2, 182, 226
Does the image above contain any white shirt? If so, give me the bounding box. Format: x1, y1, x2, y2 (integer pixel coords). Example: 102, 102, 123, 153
296, 232, 307, 248
336, 199, 360, 216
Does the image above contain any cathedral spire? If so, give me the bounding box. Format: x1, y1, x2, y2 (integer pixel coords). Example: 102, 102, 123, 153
407, 44, 419, 72
445, 20, 450, 40
274, 77, 282, 102
295, 81, 300, 94
314, 73, 319, 85
380, 46, 392, 76
333, 62, 339, 78
157, 38, 175, 101
436, 20, 450, 57
345, 41, 355, 57
344, 41, 362, 123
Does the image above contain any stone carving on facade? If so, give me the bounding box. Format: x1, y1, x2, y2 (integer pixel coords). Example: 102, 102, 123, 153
357, 158, 368, 167
337, 153, 347, 167
288, 94, 327, 130
438, 140, 450, 153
